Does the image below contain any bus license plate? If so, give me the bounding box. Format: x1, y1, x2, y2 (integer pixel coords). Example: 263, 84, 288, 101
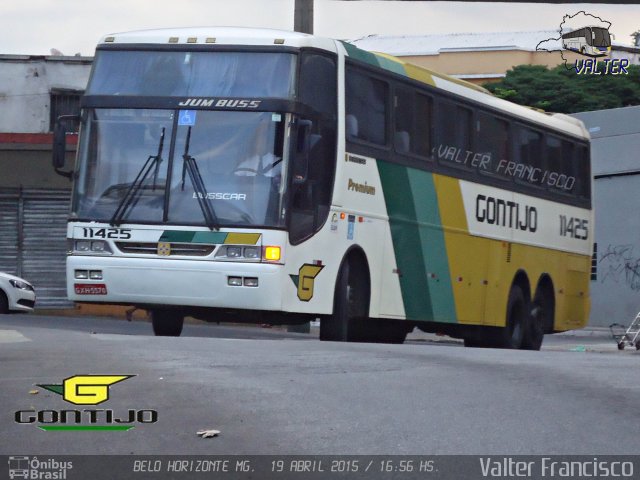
74, 283, 108, 295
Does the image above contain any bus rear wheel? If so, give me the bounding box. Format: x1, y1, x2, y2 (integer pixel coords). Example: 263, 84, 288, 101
151, 309, 184, 336
320, 258, 369, 342
491, 285, 527, 349
522, 291, 549, 351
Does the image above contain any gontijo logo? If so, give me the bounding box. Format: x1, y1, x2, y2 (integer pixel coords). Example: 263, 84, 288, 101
15, 375, 158, 431
38, 375, 131, 405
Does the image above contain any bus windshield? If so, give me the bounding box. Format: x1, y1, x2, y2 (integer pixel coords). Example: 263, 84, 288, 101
591, 27, 611, 47
87, 50, 296, 98
73, 109, 287, 228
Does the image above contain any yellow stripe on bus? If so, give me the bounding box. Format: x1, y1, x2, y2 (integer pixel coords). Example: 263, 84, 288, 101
224, 233, 261, 245
433, 175, 590, 330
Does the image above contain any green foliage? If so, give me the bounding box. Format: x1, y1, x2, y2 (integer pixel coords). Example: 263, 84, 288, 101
483, 63, 640, 113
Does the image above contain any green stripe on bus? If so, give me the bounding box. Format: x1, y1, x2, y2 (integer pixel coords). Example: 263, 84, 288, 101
377, 161, 457, 322
407, 172, 457, 323
159, 230, 196, 243
192, 232, 229, 244
341, 41, 407, 77
377, 161, 434, 320
159, 231, 228, 244
341, 41, 381, 68
374, 55, 406, 77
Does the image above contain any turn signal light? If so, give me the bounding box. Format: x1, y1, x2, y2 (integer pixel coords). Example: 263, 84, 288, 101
263, 246, 281, 262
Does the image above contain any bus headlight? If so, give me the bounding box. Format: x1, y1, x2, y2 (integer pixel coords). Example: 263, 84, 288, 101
73, 240, 112, 254
243, 247, 260, 259
76, 240, 91, 252
214, 245, 262, 262
91, 241, 107, 252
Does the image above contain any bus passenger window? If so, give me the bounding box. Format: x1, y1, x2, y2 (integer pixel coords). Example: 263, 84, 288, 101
512, 127, 543, 188
346, 69, 387, 146
476, 112, 509, 177
576, 146, 591, 201
394, 88, 413, 154
436, 102, 472, 169
413, 94, 432, 158
393, 88, 432, 159
546, 135, 571, 194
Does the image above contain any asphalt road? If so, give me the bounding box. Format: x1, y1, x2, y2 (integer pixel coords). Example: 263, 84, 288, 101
1, 313, 639, 456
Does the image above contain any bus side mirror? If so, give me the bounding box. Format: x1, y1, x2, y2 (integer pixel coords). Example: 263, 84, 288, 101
52, 115, 78, 179
292, 119, 312, 184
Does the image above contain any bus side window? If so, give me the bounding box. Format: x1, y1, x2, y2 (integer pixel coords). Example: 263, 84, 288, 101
414, 94, 432, 158
394, 88, 413, 154
513, 126, 543, 189
546, 135, 563, 193
393, 88, 432, 159
436, 101, 472, 169
578, 145, 591, 202
476, 111, 509, 178
345, 68, 387, 146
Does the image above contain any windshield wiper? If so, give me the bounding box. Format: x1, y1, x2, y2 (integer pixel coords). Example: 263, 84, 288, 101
180, 126, 219, 231
110, 127, 166, 226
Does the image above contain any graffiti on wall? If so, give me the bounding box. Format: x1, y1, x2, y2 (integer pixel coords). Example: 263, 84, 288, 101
599, 244, 640, 291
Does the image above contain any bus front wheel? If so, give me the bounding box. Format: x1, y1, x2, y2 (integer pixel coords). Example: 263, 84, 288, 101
151, 309, 184, 336
320, 258, 369, 342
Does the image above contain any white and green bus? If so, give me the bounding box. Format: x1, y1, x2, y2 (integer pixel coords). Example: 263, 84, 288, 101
53, 27, 593, 348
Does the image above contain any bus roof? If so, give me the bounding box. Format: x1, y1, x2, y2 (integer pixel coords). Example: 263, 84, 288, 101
98, 26, 339, 53
98, 26, 589, 140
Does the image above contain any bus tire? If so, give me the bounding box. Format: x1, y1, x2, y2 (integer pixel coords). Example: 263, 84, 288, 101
522, 292, 548, 351
151, 309, 184, 336
492, 285, 526, 349
320, 258, 369, 342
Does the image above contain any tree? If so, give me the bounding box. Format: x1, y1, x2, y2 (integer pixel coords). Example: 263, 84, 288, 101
484, 63, 640, 113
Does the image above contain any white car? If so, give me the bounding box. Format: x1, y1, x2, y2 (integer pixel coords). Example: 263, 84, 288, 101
0, 272, 36, 313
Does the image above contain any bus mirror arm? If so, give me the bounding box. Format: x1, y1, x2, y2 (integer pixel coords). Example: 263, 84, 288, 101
52, 115, 79, 179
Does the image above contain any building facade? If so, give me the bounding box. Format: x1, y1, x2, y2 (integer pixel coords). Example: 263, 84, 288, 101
572, 106, 640, 328
350, 31, 640, 85
0, 54, 91, 307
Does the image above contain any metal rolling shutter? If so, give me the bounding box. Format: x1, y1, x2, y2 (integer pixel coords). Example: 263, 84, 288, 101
22, 189, 72, 308
0, 189, 19, 275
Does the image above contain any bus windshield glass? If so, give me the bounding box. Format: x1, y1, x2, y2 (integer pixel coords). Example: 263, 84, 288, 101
86, 50, 296, 98
73, 109, 287, 228
592, 28, 611, 47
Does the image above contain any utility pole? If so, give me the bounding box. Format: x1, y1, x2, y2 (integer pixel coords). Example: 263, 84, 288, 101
289, 1, 313, 335
294, 0, 314, 34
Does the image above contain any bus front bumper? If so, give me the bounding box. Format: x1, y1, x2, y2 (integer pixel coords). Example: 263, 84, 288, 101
67, 255, 284, 311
